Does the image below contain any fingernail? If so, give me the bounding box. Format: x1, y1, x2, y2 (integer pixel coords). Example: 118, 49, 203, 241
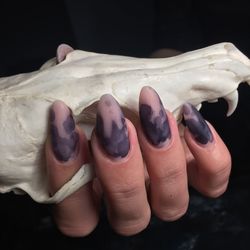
139, 86, 171, 147
50, 100, 79, 162
182, 103, 213, 145
96, 94, 130, 158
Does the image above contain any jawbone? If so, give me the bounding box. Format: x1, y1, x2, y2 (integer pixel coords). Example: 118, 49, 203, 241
0, 42, 249, 203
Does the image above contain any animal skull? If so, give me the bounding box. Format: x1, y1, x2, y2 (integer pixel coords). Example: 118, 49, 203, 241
0, 42, 249, 203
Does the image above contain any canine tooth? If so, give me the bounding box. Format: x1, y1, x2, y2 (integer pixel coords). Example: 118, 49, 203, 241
223, 90, 239, 116
195, 103, 202, 110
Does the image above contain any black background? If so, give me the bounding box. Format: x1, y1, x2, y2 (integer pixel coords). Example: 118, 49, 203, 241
0, 1, 250, 249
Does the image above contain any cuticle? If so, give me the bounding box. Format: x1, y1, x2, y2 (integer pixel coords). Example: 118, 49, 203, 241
191, 132, 215, 149
196, 139, 214, 149
145, 131, 173, 152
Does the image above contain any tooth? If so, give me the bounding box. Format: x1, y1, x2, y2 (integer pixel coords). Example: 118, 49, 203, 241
207, 99, 218, 103
224, 90, 238, 116
195, 103, 202, 111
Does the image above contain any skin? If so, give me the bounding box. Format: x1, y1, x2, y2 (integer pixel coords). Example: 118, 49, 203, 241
45, 88, 231, 237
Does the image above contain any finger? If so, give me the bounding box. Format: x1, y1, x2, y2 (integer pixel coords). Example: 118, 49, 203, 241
91, 94, 151, 236
46, 100, 99, 237
137, 86, 189, 221
183, 103, 232, 198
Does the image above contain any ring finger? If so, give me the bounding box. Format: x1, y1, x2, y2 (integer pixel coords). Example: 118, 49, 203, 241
137, 86, 189, 221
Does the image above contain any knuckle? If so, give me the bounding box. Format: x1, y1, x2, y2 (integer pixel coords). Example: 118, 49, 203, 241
152, 195, 189, 222
57, 224, 96, 237
154, 166, 186, 184
166, 167, 186, 181
205, 157, 231, 180
202, 182, 229, 198
111, 207, 151, 236
196, 154, 231, 198
198, 166, 230, 198
110, 183, 142, 202
155, 205, 188, 222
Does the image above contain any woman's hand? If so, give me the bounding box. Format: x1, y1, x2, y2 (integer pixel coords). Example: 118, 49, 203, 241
45, 86, 231, 237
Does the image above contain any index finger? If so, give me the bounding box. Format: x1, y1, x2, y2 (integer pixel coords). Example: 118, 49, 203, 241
46, 100, 99, 237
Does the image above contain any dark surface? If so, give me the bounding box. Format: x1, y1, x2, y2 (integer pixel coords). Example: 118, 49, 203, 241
0, 1, 250, 249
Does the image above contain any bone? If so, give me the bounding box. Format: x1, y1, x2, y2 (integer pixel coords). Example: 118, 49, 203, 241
0, 42, 249, 203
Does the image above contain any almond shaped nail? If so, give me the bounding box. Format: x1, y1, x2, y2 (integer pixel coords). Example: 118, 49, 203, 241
96, 94, 130, 158
50, 100, 79, 162
139, 86, 171, 147
182, 103, 213, 145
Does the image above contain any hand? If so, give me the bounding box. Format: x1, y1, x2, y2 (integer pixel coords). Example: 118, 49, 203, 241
45, 86, 231, 237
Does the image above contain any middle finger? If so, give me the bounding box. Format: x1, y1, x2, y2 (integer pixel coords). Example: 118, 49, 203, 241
91, 94, 151, 236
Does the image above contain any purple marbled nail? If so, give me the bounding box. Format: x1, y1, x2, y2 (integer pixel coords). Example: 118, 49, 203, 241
139, 86, 171, 147
50, 100, 79, 162
182, 103, 213, 145
96, 94, 130, 158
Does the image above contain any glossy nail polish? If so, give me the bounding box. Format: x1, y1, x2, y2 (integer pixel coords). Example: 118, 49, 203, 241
96, 94, 130, 158
182, 103, 213, 145
139, 86, 171, 147
50, 100, 79, 162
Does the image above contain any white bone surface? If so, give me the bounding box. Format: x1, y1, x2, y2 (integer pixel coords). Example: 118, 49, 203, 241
0, 42, 249, 203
